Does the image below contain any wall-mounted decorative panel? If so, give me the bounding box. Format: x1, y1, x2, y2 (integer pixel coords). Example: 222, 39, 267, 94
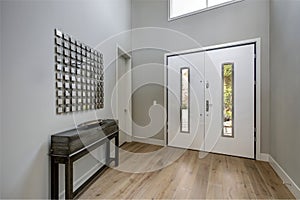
54, 29, 104, 114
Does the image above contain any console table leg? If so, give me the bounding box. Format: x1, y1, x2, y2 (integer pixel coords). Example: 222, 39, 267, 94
105, 140, 110, 166
115, 135, 119, 167
51, 157, 59, 199
65, 159, 73, 199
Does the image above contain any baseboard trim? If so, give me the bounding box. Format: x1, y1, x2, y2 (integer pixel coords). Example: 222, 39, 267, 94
259, 153, 270, 162
59, 162, 104, 199
132, 137, 165, 146
268, 155, 300, 199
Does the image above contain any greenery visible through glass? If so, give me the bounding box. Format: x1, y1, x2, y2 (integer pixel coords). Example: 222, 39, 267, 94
223, 64, 233, 137
181, 68, 189, 133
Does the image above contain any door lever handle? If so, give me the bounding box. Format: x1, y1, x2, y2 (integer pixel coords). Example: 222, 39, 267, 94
206, 100, 209, 112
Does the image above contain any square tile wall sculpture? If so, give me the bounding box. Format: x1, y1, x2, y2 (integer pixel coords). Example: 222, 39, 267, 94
54, 29, 104, 114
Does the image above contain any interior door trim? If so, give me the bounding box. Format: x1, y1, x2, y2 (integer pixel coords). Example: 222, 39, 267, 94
116, 45, 133, 145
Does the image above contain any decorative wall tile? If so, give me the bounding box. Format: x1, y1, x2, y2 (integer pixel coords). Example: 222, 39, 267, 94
54, 29, 104, 114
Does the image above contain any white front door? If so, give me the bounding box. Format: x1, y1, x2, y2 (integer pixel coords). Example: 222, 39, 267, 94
204, 44, 255, 158
167, 52, 205, 151
167, 44, 255, 159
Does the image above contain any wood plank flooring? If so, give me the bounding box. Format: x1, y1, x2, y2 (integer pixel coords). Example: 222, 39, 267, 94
80, 142, 294, 199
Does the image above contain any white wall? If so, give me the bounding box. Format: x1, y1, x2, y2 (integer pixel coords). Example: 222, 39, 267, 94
131, 0, 270, 153
0, 0, 131, 198
270, 0, 300, 188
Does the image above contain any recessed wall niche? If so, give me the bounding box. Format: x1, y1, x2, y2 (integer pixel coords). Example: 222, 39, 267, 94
54, 29, 104, 114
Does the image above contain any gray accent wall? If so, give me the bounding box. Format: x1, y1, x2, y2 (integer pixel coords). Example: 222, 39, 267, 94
131, 0, 270, 152
0, 0, 131, 198
270, 0, 300, 188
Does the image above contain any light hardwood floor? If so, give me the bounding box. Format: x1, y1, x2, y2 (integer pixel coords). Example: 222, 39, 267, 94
80, 142, 294, 199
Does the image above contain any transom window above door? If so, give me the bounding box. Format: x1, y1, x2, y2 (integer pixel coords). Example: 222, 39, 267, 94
169, 0, 242, 20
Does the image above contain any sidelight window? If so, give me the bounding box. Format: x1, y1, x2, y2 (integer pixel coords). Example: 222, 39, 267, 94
222, 63, 234, 137
180, 67, 190, 133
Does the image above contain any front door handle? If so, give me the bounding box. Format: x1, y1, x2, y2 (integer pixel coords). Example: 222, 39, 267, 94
206, 100, 209, 112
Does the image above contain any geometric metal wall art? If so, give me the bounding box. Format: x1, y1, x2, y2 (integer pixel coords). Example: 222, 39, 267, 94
54, 29, 104, 114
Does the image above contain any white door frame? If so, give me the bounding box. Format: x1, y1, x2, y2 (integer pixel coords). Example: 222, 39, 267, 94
164, 38, 262, 160
116, 45, 132, 145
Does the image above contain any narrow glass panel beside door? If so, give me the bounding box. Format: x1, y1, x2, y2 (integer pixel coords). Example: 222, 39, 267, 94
222, 63, 234, 137
180, 67, 190, 133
